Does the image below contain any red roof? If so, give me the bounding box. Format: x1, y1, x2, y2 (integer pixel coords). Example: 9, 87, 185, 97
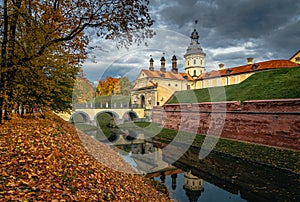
141, 69, 194, 81
197, 60, 298, 80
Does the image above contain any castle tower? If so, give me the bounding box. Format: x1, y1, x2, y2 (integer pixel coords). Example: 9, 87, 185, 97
184, 21, 206, 79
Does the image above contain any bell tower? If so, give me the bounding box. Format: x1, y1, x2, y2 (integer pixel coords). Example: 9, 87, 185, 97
184, 21, 206, 79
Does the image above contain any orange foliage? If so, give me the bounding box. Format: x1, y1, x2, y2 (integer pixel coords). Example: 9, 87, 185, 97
96, 77, 120, 96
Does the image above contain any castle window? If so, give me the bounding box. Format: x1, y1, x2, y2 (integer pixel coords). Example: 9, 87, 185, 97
168, 83, 171, 86
175, 84, 178, 87
194, 59, 196, 65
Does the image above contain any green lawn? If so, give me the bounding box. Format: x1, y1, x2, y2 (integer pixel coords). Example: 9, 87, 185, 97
168, 67, 300, 103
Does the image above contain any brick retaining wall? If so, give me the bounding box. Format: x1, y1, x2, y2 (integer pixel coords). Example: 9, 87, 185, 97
152, 99, 300, 150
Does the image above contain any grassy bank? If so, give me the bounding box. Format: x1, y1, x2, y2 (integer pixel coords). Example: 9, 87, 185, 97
0, 113, 171, 201
168, 66, 300, 103
119, 122, 300, 173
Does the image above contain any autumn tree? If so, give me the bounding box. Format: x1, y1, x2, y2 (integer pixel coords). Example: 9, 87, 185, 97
73, 71, 94, 104
95, 76, 132, 96
118, 77, 132, 96
96, 77, 120, 96
0, 0, 154, 123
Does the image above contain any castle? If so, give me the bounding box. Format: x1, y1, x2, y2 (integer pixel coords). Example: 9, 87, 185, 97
131, 26, 300, 118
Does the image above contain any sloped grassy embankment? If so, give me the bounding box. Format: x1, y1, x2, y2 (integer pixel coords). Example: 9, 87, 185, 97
0, 113, 170, 201
168, 66, 300, 103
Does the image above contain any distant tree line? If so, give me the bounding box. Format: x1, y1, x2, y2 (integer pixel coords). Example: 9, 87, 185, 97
96, 76, 132, 97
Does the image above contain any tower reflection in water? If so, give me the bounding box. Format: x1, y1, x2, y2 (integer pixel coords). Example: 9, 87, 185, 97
183, 171, 204, 202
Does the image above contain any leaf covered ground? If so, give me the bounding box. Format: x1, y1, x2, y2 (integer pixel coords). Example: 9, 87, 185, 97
0, 113, 171, 201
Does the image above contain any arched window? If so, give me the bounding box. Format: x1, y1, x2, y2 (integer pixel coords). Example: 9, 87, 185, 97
141, 95, 145, 108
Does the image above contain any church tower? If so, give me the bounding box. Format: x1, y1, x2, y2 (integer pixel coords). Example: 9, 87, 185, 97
184, 21, 206, 79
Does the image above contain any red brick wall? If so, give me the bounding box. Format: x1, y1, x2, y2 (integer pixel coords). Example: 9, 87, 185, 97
152, 99, 300, 150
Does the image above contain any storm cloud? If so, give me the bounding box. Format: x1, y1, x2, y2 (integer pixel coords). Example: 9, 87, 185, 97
83, 0, 300, 83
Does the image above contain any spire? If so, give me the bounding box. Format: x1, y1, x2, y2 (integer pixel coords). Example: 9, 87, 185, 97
171, 55, 178, 73
149, 55, 154, 71
184, 21, 206, 58
191, 20, 200, 45
160, 53, 166, 72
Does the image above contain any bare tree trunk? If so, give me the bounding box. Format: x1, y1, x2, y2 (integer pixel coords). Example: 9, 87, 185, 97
1, 0, 22, 121
0, 0, 8, 124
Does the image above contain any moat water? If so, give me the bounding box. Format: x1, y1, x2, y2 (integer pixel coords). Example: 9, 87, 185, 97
121, 151, 247, 202
87, 131, 299, 202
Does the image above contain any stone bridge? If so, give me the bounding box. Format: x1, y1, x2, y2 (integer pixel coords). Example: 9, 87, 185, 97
62, 107, 146, 124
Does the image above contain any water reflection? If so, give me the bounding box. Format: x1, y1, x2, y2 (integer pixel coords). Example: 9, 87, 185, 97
183, 171, 204, 201
87, 131, 299, 202
116, 142, 241, 201
117, 142, 170, 174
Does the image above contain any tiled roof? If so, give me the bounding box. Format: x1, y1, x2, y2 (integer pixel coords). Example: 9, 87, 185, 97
141, 69, 193, 81
179, 72, 194, 81
197, 60, 298, 80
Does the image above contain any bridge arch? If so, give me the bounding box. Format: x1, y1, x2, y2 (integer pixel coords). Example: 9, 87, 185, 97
122, 111, 139, 122
108, 133, 136, 144
107, 130, 140, 145
69, 111, 90, 123
94, 110, 120, 121
94, 110, 120, 127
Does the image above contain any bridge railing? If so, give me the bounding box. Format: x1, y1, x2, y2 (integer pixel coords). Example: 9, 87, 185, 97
73, 103, 144, 109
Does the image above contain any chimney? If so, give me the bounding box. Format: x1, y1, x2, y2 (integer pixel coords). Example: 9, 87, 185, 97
160, 54, 166, 72
171, 55, 178, 73
247, 57, 253, 65
219, 63, 225, 70
149, 56, 154, 71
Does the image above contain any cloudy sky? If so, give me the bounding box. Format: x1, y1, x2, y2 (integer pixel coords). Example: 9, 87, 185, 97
82, 0, 300, 84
